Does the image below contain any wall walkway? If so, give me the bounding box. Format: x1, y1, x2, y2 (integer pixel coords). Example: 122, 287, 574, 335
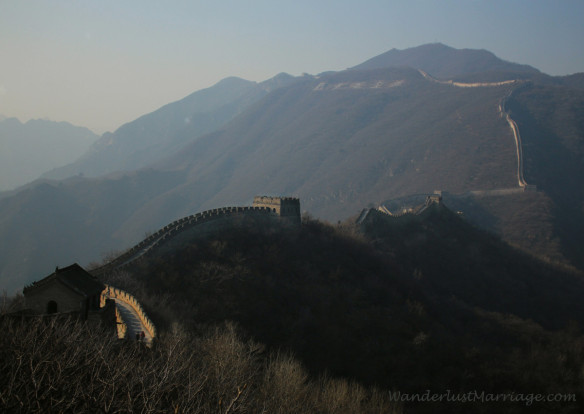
93, 206, 273, 277
94, 205, 277, 343
418, 69, 530, 189
100, 285, 156, 345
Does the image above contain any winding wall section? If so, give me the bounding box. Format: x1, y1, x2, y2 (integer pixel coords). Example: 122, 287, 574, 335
418, 69, 530, 188
92, 206, 274, 277
93, 206, 277, 342
100, 285, 156, 343
91, 207, 275, 344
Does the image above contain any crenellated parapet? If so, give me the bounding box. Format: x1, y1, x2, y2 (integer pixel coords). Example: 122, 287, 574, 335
92, 197, 300, 277
101, 284, 156, 341
252, 196, 301, 224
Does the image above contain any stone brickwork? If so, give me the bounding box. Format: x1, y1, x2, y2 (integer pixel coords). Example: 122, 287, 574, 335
23, 264, 104, 319
92, 196, 301, 277
101, 285, 157, 341
25, 280, 85, 315
365, 192, 443, 221
78, 195, 301, 344
252, 196, 301, 224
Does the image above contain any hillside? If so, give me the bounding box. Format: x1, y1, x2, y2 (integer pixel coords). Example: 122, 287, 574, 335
0, 315, 402, 414
0, 171, 184, 292
506, 82, 584, 268
43, 74, 297, 180
103, 206, 584, 413
1, 43, 583, 291
0, 117, 97, 191
151, 67, 518, 218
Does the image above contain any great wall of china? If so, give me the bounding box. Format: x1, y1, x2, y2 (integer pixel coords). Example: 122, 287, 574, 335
418, 69, 534, 192
91, 196, 301, 343
100, 285, 157, 343
357, 194, 444, 224
320, 70, 535, 195
95, 73, 536, 338
92, 206, 275, 277
22, 73, 538, 344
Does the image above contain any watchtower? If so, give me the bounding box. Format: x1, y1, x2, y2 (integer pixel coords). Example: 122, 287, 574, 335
23, 263, 105, 320
252, 196, 301, 225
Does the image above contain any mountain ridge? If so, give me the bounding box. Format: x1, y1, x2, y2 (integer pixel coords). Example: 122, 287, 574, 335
0, 117, 97, 191
1, 43, 583, 291
43, 73, 299, 180
352, 43, 541, 79
104, 203, 584, 410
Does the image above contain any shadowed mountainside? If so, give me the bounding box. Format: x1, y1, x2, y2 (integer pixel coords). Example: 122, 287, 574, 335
0, 170, 184, 292
505, 82, 584, 268
1, 44, 583, 291
149, 67, 518, 219
108, 207, 584, 413
43, 74, 297, 180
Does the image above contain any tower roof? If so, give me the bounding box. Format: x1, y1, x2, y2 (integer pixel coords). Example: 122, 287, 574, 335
23, 263, 104, 297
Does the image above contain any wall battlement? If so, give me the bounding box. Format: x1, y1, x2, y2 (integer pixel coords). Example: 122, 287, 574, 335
252, 196, 301, 223
91, 196, 300, 277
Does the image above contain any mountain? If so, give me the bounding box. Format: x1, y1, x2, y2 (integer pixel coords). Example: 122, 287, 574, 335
558, 73, 584, 89
43, 74, 297, 180
505, 81, 584, 266
152, 67, 518, 217
158, 68, 584, 268
6, 206, 584, 413
0, 118, 97, 191
0, 170, 183, 292
1, 44, 583, 291
351, 43, 540, 79
0, 66, 518, 291
104, 206, 584, 412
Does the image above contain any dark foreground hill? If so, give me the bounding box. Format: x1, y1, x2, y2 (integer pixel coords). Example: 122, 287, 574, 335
1, 314, 401, 413
99, 206, 584, 413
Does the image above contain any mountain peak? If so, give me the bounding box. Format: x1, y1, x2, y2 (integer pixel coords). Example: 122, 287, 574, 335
259, 72, 297, 91
213, 76, 255, 88
352, 43, 540, 79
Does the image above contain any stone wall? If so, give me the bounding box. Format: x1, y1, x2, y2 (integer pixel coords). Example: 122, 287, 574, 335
252, 196, 301, 224
87, 197, 302, 347
92, 205, 278, 276
101, 285, 156, 339
115, 306, 127, 339
25, 280, 85, 315
86, 298, 116, 331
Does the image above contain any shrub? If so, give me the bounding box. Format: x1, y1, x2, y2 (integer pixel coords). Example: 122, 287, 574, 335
0, 317, 402, 413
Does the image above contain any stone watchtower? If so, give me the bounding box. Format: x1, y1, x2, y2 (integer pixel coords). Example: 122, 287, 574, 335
252, 196, 301, 225
23, 263, 105, 320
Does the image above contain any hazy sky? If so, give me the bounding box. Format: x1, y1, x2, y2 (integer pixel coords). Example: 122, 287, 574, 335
1, 0, 583, 134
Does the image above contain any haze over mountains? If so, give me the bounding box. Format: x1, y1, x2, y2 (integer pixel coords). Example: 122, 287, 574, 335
1, 43, 583, 292
0, 118, 97, 191
43, 73, 297, 180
